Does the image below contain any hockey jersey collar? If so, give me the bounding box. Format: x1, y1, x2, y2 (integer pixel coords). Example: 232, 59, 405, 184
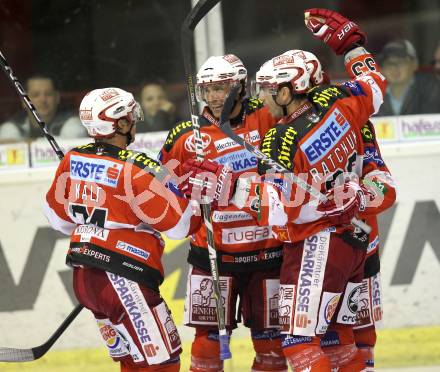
201, 101, 246, 128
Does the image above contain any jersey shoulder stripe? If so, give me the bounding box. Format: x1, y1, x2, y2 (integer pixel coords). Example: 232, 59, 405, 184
117, 149, 166, 178
244, 97, 265, 115
163, 120, 192, 153
162, 119, 211, 153
258, 115, 314, 173
307, 84, 349, 118
71, 143, 167, 179
71, 142, 101, 154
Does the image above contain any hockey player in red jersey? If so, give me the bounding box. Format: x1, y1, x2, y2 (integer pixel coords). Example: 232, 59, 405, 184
322, 122, 396, 372
44, 87, 202, 372
183, 8, 395, 372
159, 55, 288, 372
339, 121, 395, 372
284, 49, 396, 371
252, 9, 395, 371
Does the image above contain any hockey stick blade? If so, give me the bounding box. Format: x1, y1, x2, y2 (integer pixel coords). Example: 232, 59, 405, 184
0, 304, 84, 362
219, 86, 371, 234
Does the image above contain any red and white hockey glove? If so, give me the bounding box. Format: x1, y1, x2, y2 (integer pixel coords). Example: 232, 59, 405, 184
318, 181, 367, 226
304, 8, 366, 55
181, 158, 237, 208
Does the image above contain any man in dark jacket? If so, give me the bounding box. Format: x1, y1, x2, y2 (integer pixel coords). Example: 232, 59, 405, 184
377, 39, 440, 116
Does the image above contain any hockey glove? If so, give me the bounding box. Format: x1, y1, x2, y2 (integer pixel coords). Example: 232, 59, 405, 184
318, 181, 367, 226
304, 8, 366, 55
181, 158, 237, 208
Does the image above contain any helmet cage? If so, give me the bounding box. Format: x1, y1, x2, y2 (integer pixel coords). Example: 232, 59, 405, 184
250, 80, 280, 98
195, 79, 237, 103
129, 101, 144, 124
196, 55, 246, 103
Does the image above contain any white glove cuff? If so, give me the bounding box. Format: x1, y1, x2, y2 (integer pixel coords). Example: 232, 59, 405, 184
344, 46, 369, 64
231, 176, 254, 209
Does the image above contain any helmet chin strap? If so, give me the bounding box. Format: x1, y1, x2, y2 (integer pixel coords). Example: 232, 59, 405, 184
272, 84, 296, 117
117, 128, 134, 145
272, 96, 293, 117
115, 121, 135, 145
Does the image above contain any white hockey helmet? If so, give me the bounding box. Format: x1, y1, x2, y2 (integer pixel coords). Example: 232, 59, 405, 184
79, 87, 143, 138
282, 49, 324, 86
223, 54, 248, 83
252, 53, 311, 98
195, 54, 246, 102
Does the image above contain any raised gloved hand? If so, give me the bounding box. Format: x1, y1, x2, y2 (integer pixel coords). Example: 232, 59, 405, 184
181, 158, 237, 208
304, 8, 366, 55
318, 181, 367, 226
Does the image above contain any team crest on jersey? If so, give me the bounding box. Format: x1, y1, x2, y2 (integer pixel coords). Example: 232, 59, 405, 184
343, 81, 366, 97
70, 155, 122, 188
184, 133, 211, 153
300, 109, 350, 165
364, 145, 385, 166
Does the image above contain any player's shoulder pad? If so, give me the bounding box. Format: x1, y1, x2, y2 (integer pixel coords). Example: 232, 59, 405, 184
360, 120, 376, 144
259, 124, 298, 173
307, 84, 349, 116
244, 97, 265, 114
162, 120, 193, 153
70, 143, 97, 154
117, 149, 167, 178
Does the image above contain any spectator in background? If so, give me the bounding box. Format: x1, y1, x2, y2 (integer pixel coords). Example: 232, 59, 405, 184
377, 39, 440, 116
137, 81, 179, 132
0, 74, 86, 141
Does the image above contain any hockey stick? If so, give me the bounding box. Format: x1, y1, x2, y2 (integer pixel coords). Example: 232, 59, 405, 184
219, 84, 371, 233
0, 49, 84, 361
181, 0, 231, 360
0, 304, 84, 362
0, 50, 64, 160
